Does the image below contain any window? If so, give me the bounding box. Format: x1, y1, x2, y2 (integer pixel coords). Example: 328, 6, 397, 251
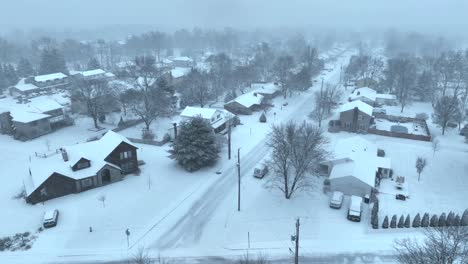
40, 187, 47, 196
120, 151, 132, 159
81, 178, 93, 188
358, 115, 363, 121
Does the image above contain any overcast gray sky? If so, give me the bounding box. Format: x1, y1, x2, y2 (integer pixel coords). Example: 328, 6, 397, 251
1, 0, 467, 33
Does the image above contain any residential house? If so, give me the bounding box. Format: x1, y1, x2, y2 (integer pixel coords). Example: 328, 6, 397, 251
224, 91, 264, 115
171, 56, 194, 67
251, 82, 281, 99
180, 106, 234, 133
70, 69, 116, 81
24, 131, 138, 204
9, 73, 69, 97
321, 136, 391, 197
349, 87, 397, 106
337, 100, 373, 133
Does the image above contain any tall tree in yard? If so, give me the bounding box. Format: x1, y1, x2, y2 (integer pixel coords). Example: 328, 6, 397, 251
72, 79, 116, 129
38, 48, 68, 75
415, 157, 427, 182
87, 57, 101, 70
169, 117, 220, 172
433, 96, 460, 135
266, 121, 329, 199
273, 55, 294, 97
384, 57, 417, 112
17, 58, 35, 77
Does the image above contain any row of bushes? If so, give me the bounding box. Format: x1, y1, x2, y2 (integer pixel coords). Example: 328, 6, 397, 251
378, 209, 468, 229
0, 232, 35, 251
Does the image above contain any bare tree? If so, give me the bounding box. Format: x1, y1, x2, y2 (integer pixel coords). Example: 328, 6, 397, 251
273, 55, 295, 98
433, 96, 460, 135
309, 83, 342, 127
237, 252, 271, 264
72, 78, 116, 129
415, 157, 427, 182
97, 194, 106, 208
385, 57, 417, 112
132, 247, 155, 264
432, 138, 440, 157
267, 121, 329, 199
394, 226, 468, 264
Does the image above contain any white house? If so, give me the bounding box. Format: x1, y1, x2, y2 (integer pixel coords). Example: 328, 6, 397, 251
323, 136, 391, 197
180, 106, 232, 133
349, 87, 397, 106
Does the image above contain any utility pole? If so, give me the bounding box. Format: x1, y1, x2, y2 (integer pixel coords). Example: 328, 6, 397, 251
237, 147, 241, 211
294, 218, 300, 264
228, 122, 231, 160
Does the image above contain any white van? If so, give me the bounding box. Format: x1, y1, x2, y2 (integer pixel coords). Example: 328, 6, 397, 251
347, 196, 362, 222
43, 209, 59, 228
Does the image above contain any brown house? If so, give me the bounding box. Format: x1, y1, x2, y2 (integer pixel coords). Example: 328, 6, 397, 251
25, 131, 138, 204
337, 100, 373, 133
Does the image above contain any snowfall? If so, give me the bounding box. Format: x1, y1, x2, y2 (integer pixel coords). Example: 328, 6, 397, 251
0, 48, 467, 264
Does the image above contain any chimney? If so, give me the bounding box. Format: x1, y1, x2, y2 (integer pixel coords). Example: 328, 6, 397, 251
61, 148, 69, 162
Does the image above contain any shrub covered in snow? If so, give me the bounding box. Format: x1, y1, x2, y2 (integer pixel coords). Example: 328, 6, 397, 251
404, 214, 411, 228
390, 215, 397, 228
446, 212, 455, 226
371, 201, 379, 229
438, 213, 447, 227
259, 113, 267, 123
461, 209, 468, 226
412, 213, 421, 228
398, 215, 405, 228
421, 213, 430, 227
382, 216, 389, 229
430, 215, 439, 227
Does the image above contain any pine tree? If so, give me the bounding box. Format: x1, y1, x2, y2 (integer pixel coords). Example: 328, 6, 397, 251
453, 214, 461, 226
39, 48, 68, 75
412, 213, 421, 228
87, 57, 101, 70
17, 58, 35, 77
390, 215, 397, 228
438, 213, 447, 227
404, 214, 411, 228
259, 112, 267, 123
382, 215, 389, 229
421, 213, 430, 227
430, 215, 438, 227
397, 215, 405, 228
371, 200, 379, 229
461, 209, 468, 226
169, 117, 220, 172
446, 212, 455, 226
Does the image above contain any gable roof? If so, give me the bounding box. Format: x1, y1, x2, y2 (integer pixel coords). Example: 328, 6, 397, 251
349, 87, 377, 101
251, 82, 281, 95
338, 100, 373, 116
34, 73, 67, 82
12, 78, 39, 92
25, 131, 136, 196
82, 69, 106, 77
228, 91, 264, 108
180, 106, 219, 119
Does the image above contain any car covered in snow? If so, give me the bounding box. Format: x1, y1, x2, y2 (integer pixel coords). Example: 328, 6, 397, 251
253, 166, 268, 179
329, 191, 344, 209
43, 209, 59, 228
372, 108, 386, 115
347, 196, 362, 222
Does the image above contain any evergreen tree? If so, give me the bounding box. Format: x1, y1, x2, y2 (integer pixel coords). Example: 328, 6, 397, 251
169, 117, 220, 172
390, 215, 397, 228
438, 213, 447, 227
430, 215, 438, 227
87, 57, 101, 70
3, 63, 18, 86
397, 215, 405, 228
38, 48, 68, 75
453, 214, 461, 226
371, 200, 379, 229
421, 213, 430, 227
259, 112, 267, 123
17, 58, 35, 77
382, 215, 389, 229
461, 209, 468, 226
404, 214, 411, 228
446, 212, 455, 226
412, 213, 421, 228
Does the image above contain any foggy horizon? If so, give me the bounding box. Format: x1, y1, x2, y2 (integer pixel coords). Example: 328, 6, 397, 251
2, 0, 468, 37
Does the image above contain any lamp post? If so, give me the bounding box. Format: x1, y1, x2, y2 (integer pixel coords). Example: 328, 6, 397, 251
237, 148, 241, 211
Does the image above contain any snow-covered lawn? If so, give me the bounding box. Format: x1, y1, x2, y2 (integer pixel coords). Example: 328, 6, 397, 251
373, 118, 428, 136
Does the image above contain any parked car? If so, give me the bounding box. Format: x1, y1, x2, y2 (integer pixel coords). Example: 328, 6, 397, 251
395, 194, 407, 201
329, 191, 344, 209
347, 196, 362, 222
373, 108, 386, 115
447, 121, 458, 128
253, 166, 268, 179
43, 209, 59, 228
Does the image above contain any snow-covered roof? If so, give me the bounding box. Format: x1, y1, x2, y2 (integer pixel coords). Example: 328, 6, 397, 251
328, 136, 391, 187
12, 79, 39, 92
229, 91, 264, 108
172, 56, 193, 62
82, 69, 106, 77
251, 82, 281, 95
338, 100, 373, 116
171, 67, 191, 78
34, 73, 67, 82
104, 72, 115, 78
376, 93, 397, 100
11, 111, 50, 123
180, 106, 219, 119
25, 131, 136, 196
349, 87, 377, 101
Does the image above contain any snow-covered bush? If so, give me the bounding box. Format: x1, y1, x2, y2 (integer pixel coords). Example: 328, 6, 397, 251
398, 215, 405, 228
421, 213, 430, 227
259, 113, 267, 123
430, 215, 438, 227
390, 215, 397, 228
438, 213, 447, 227
382, 216, 389, 229
404, 215, 411, 228
412, 213, 421, 228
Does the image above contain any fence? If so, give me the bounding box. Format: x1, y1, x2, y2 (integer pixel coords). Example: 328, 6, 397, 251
127, 137, 169, 146
112, 119, 144, 132
370, 114, 432, 142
